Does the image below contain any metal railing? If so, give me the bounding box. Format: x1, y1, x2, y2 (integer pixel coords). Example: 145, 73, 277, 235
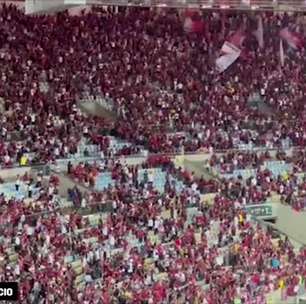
88, 0, 306, 11
2, 143, 306, 172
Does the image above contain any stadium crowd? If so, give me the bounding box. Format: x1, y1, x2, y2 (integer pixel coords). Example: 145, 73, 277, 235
68, 155, 219, 195
0, 2, 306, 304
206, 149, 306, 209
1, 162, 306, 304
0, 5, 305, 165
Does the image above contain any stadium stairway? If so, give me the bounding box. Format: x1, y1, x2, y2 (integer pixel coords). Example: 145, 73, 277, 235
55, 171, 90, 198
184, 159, 216, 181
77, 96, 117, 123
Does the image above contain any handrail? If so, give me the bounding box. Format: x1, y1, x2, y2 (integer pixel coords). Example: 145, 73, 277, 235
1, 143, 306, 172
88, 0, 306, 11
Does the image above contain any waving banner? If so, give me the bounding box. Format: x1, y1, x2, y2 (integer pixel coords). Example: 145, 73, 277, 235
216, 52, 240, 73
216, 41, 241, 73
280, 28, 303, 50
216, 29, 244, 73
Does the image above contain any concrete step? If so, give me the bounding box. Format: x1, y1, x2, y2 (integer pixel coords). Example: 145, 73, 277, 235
78, 98, 117, 123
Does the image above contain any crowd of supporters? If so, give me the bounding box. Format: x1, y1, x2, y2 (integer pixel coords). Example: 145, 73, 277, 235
0, 3, 306, 304
1, 162, 306, 304
0, 5, 305, 164
206, 148, 306, 209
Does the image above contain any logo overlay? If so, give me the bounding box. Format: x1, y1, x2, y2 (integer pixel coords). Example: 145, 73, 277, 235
0, 282, 18, 301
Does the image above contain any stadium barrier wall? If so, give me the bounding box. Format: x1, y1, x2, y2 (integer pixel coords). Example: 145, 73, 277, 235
275, 204, 306, 245
0, 166, 32, 180
68, 4, 91, 15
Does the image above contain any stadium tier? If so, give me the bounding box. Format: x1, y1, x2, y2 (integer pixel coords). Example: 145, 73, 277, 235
0, 2, 306, 304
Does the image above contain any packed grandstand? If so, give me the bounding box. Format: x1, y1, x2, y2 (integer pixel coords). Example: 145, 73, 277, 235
1, 2, 306, 304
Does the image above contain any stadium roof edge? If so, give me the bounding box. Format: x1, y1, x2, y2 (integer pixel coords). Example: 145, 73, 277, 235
7, 0, 306, 13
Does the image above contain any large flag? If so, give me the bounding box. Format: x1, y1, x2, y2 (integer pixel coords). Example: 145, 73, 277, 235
280, 28, 303, 50
216, 52, 240, 73
221, 41, 241, 54
253, 16, 264, 48
216, 29, 244, 73
280, 38, 285, 67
